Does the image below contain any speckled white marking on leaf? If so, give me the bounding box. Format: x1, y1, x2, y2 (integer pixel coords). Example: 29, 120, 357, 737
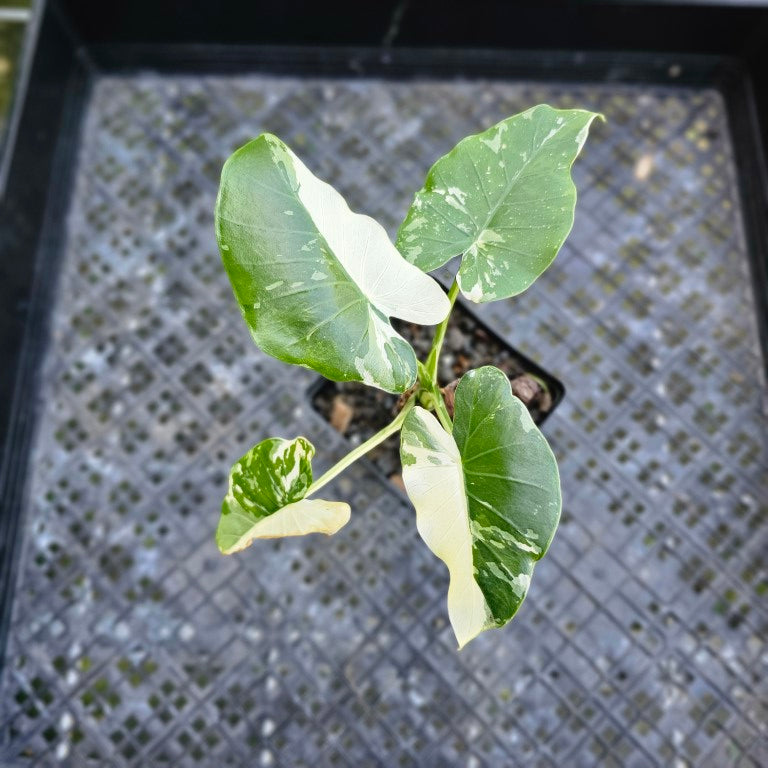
481, 130, 503, 153
396, 105, 601, 303
464, 282, 484, 303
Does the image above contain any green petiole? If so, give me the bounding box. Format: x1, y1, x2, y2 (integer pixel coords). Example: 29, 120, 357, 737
307, 278, 460, 493
425, 279, 460, 383
305, 394, 416, 497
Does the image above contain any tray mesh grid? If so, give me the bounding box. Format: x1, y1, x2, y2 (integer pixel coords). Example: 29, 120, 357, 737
1, 73, 767, 767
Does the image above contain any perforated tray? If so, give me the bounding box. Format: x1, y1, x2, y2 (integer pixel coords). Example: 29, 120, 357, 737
1, 73, 767, 767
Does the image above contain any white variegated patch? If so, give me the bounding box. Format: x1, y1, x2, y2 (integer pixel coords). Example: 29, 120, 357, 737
218, 498, 351, 555
400, 407, 492, 649
280, 138, 450, 326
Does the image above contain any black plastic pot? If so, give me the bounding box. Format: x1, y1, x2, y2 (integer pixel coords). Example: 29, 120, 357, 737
310, 294, 565, 427
309, 295, 565, 488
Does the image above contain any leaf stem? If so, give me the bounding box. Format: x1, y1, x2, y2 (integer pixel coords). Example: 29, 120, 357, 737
305, 395, 416, 497
309, 278, 460, 499
425, 278, 460, 383
432, 392, 454, 433
418, 278, 460, 432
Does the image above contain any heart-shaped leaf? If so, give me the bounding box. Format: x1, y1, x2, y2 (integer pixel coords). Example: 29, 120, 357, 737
400, 366, 561, 648
397, 105, 601, 302
216, 134, 450, 393
217, 436, 350, 554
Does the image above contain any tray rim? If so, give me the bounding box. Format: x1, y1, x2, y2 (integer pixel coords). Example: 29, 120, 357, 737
1, 26, 767, 674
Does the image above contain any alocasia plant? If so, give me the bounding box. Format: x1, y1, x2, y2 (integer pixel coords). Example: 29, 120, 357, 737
215, 104, 601, 648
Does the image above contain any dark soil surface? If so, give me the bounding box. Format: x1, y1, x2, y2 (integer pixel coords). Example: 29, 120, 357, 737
311, 301, 560, 485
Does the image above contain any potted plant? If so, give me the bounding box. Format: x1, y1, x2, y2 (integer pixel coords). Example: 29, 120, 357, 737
214, 104, 601, 649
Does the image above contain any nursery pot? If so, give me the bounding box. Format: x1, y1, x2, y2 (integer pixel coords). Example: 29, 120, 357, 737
310, 296, 564, 490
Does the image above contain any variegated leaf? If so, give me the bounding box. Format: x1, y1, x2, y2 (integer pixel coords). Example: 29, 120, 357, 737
216, 134, 450, 393
397, 105, 601, 302
400, 366, 561, 648
217, 436, 350, 554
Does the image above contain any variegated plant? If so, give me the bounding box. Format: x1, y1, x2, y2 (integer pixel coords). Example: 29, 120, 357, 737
215, 105, 601, 648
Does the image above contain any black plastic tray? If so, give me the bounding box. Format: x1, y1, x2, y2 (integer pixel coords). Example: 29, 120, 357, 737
2, 0, 768, 705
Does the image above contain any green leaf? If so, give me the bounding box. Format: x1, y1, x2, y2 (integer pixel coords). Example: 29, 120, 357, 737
400, 366, 561, 648
216, 134, 450, 393
217, 436, 350, 554
396, 104, 601, 302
